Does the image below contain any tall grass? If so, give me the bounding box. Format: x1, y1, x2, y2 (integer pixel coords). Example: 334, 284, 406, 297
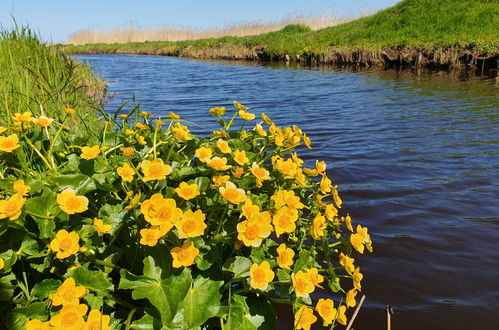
66, 14, 362, 45
0, 26, 105, 132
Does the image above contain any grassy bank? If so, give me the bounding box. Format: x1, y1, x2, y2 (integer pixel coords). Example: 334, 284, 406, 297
61, 0, 499, 72
1, 27, 105, 132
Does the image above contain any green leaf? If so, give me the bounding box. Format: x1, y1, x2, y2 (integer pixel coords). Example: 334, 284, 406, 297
180, 276, 223, 328
48, 172, 96, 195
31, 278, 61, 300
24, 190, 57, 219
293, 250, 313, 272
98, 203, 128, 235
223, 256, 252, 279
227, 294, 275, 330
7, 302, 48, 328
130, 313, 156, 330
32, 218, 55, 239
70, 267, 114, 297
276, 269, 290, 282
84, 293, 104, 310
18, 237, 40, 256
119, 256, 193, 325
0, 272, 16, 302
193, 177, 211, 192
0, 250, 17, 273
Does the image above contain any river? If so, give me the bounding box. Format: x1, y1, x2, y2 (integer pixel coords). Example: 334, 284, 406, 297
76, 54, 499, 330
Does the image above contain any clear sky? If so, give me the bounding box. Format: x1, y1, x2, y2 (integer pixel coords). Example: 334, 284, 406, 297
0, 0, 401, 43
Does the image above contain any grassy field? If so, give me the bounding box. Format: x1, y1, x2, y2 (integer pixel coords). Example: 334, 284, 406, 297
1, 27, 105, 132
62, 0, 499, 58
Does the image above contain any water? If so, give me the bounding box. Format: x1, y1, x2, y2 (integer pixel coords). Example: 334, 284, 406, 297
76, 54, 499, 329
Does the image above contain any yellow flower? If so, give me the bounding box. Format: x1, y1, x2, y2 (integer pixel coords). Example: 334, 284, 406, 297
125, 192, 141, 211
80, 145, 100, 160
320, 175, 332, 194
140, 111, 151, 118
219, 181, 246, 205
295, 168, 307, 185
171, 241, 199, 268
271, 190, 304, 210
0, 134, 20, 152
335, 305, 348, 325
25, 319, 51, 330
276, 244, 294, 269
0, 193, 26, 220
141, 158, 172, 181
324, 204, 338, 221
155, 119, 164, 127
209, 106, 226, 116
168, 111, 180, 120
175, 182, 200, 200
175, 210, 207, 238
123, 146, 135, 157
207, 157, 232, 171
140, 194, 183, 233
255, 123, 267, 136
85, 309, 111, 330
316, 160, 326, 173
171, 123, 192, 140
234, 150, 249, 165
135, 122, 147, 130
306, 267, 324, 289
13, 112, 33, 123
57, 189, 88, 214
237, 213, 273, 247
272, 206, 298, 237
13, 179, 30, 196
332, 186, 342, 208
52, 278, 86, 306
239, 110, 255, 121
49, 304, 88, 329
233, 101, 249, 111
50, 229, 80, 259
216, 139, 232, 153
310, 213, 326, 240
117, 162, 135, 182
125, 128, 134, 136
303, 133, 312, 149
292, 271, 315, 298
195, 147, 212, 163
261, 112, 273, 125
346, 288, 358, 307
212, 129, 228, 139
274, 158, 298, 178
93, 218, 112, 234
136, 135, 147, 145
241, 199, 259, 220
250, 162, 270, 186
352, 266, 363, 291
139, 226, 164, 247
212, 175, 230, 187
32, 115, 54, 127
0, 127, 6, 134
232, 166, 244, 179
0, 258, 4, 270
250, 261, 275, 290
120, 114, 128, 119
316, 298, 335, 326
294, 306, 317, 330
339, 252, 355, 275
350, 224, 373, 254
344, 214, 354, 232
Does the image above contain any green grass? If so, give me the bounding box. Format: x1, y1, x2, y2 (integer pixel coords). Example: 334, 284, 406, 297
62, 0, 499, 57
1, 27, 105, 132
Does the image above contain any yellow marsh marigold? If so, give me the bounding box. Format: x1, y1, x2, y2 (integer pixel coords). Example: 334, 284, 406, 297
125, 128, 134, 136
316, 160, 326, 173
57, 189, 88, 214
294, 306, 317, 330
117, 162, 135, 182
120, 114, 128, 120
207, 157, 231, 171
52, 278, 86, 306
346, 288, 358, 307
241, 199, 259, 220
64, 107, 76, 115
168, 111, 180, 120
272, 206, 298, 237
175, 182, 200, 200
195, 147, 212, 163
123, 146, 135, 157
80, 145, 100, 160
353, 266, 363, 291
324, 204, 338, 221
139, 226, 164, 247
0, 134, 20, 152
175, 210, 207, 239
13, 112, 33, 123
292, 271, 315, 298
274, 158, 298, 178
0, 127, 6, 134
50, 304, 88, 329
255, 123, 267, 136
210, 106, 226, 116
25, 319, 51, 330
155, 119, 164, 128
307, 268, 324, 289
236, 213, 272, 247
310, 213, 326, 240
276, 243, 295, 269
85, 309, 111, 330
0, 193, 26, 220
295, 168, 307, 186
234, 150, 249, 166
171, 123, 192, 140
212, 175, 230, 187
239, 110, 256, 121
219, 181, 246, 205
232, 166, 244, 179
140, 111, 151, 118
13, 179, 30, 196
320, 175, 332, 194
339, 252, 355, 275
233, 101, 249, 111
216, 139, 232, 154
171, 241, 199, 268
125, 192, 141, 211
250, 261, 275, 290
0, 257, 4, 270
32, 115, 54, 127
271, 190, 304, 210
335, 305, 348, 325
261, 112, 273, 125
350, 224, 373, 254
136, 135, 147, 145
135, 122, 147, 130
303, 133, 312, 149
303, 167, 319, 177
93, 218, 112, 234
50, 230, 80, 259
141, 158, 172, 181
344, 214, 354, 232
332, 186, 342, 208
316, 298, 336, 327
141, 194, 182, 232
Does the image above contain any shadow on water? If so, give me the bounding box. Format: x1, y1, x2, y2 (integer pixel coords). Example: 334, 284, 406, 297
75, 54, 499, 329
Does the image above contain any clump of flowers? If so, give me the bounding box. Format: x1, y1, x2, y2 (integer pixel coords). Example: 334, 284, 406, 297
0, 102, 372, 329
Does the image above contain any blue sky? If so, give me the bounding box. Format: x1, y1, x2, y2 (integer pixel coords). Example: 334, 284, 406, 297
0, 0, 400, 43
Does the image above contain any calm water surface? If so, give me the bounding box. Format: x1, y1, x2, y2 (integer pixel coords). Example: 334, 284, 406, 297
77, 54, 499, 330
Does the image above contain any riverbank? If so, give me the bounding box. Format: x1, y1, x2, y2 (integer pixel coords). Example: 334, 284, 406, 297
60, 0, 499, 75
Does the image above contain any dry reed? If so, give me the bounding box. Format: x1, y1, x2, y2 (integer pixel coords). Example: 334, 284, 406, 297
66, 14, 366, 45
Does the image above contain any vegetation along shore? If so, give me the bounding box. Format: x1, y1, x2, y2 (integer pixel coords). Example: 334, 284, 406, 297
61, 0, 499, 75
